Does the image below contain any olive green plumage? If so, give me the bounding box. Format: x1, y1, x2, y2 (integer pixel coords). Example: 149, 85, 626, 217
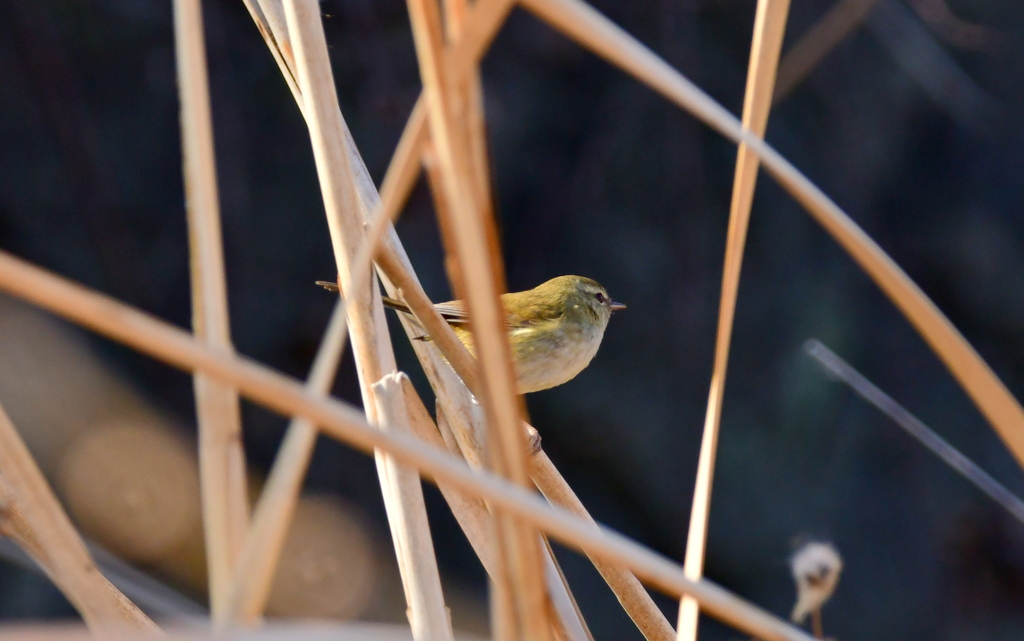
382, 275, 625, 393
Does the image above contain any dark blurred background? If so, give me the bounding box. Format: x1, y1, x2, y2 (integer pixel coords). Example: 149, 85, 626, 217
1, 0, 1024, 638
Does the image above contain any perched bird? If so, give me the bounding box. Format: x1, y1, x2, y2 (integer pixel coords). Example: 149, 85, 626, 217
319, 275, 625, 393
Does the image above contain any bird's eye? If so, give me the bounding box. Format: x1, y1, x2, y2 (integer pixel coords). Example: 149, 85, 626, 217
594, 292, 607, 304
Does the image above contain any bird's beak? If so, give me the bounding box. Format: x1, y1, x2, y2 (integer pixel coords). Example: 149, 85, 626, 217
609, 301, 626, 311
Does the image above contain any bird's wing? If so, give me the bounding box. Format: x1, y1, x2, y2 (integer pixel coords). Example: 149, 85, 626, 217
432, 301, 470, 325
502, 290, 563, 329
381, 296, 471, 326
382, 293, 559, 330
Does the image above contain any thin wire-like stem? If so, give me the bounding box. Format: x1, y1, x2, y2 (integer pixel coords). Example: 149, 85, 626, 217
805, 339, 1024, 526
0, 249, 815, 641
678, 0, 790, 638
518, 0, 1024, 472
279, 0, 451, 636
404, 1, 552, 638
773, 0, 879, 103
0, 405, 156, 631
172, 0, 249, 619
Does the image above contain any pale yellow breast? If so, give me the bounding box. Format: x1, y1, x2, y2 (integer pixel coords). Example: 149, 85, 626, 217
510, 322, 605, 393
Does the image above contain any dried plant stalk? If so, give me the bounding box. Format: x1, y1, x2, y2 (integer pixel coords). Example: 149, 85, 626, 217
0, 248, 817, 641
225, 99, 428, 626
403, 381, 495, 572
373, 374, 454, 641
172, 0, 249, 619
773, 0, 880, 102
403, 1, 553, 639
531, 453, 676, 641
519, 0, 1024, 473
225, 300, 346, 622
0, 404, 156, 631
678, 0, 790, 638
279, 0, 451, 636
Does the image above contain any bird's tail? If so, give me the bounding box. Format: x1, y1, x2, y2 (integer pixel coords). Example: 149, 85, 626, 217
317, 280, 427, 338
317, 280, 412, 314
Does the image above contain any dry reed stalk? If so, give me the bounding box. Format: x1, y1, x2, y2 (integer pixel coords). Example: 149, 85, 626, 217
279, 0, 451, 636
238, 0, 301, 108
416, 2, 528, 635
172, 0, 249, 620
518, 0, 1024, 472
224, 100, 428, 626
410, 375, 595, 641
373, 374, 454, 641
404, 382, 495, 571
0, 405, 156, 631
224, 301, 346, 622
773, 0, 880, 103
403, 1, 553, 639
678, 0, 790, 638
0, 249, 817, 641
531, 452, 676, 641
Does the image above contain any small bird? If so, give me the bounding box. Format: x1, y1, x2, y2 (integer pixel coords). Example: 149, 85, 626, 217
318, 275, 625, 393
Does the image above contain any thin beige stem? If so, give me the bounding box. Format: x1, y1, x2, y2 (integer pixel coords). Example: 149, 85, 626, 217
0, 249, 815, 641
373, 374, 453, 641
405, 384, 495, 573
810, 608, 823, 639
172, 0, 249, 620
773, 0, 880, 103
0, 406, 156, 631
415, 17, 518, 636
678, 0, 790, 638
541, 537, 596, 641
404, 1, 552, 638
239, 0, 302, 108
224, 98, 428, 626
531, 452, 676, 641
519, 0, 1024, 477
279, 0, 451, 636
225, 300, 347, 623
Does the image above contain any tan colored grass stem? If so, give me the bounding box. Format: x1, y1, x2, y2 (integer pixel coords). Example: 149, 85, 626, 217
0, 405, 156, 631
225, 300, 347, 622
172, 0, 250, 619
773, 0, 879, 103
531, 452, 676, 641
404, 1, 552, 639
677, 0, 790, 638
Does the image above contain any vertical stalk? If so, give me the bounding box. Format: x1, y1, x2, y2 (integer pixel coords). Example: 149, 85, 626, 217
172, 0, 249, 620
278, 0, 452, 637
404, 0, 552, 638
676, 0, 791, 639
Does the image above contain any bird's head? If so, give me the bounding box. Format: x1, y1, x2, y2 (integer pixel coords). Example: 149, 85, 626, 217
539, 275, 625, 328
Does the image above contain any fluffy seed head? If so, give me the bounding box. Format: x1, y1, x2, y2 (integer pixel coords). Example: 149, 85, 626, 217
790, 541, 843, 624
